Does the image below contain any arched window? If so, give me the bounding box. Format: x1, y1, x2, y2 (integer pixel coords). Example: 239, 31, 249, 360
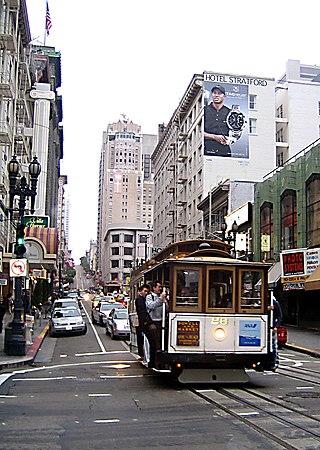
306, 174, 320, 247
280, 190, 297, 250
260, 202, 273, 260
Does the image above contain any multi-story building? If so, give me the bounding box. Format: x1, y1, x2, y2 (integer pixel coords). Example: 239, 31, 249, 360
152, 61, 320, 255
0, 1, 63, 295
152, 72, 276, 247
253, 139, 320, 328
275, 59, 320, 167
97, 116, 157, 286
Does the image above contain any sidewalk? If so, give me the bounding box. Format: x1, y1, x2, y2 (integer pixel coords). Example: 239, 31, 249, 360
0, 321, 319, 371
0, 317, 49, 371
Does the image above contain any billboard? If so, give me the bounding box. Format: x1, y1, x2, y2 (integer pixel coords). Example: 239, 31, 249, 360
203, 72, 253, 158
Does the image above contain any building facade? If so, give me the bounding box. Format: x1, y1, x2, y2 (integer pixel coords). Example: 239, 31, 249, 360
152, 72, 276, 247
97, 116, 157, 286
253, 139, 320, 328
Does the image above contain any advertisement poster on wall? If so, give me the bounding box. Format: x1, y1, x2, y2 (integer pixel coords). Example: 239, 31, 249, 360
203, 72, 249, 159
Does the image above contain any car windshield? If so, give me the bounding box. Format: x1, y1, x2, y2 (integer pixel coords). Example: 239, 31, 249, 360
53, 309, 81, 318
100, 303, 114, 311
54, 301, 78, 309
114, 310, 128, 319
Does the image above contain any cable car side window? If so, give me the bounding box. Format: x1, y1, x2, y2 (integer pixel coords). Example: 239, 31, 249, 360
207, 268, 234, 311
240, 270, 263, 310
175, 268, 200, 309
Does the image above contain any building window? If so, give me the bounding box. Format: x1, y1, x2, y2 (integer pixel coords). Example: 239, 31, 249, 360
124, 247, 133, 256
276, 105, 284, 118
249, 118, 257, 134
123, 260, 132, 268
112, 234, 120, 243
306, 174, 320, 247
139, 235, 148, 243
318, 101, 320, 116
111, 247, 119, 255
111, 273, 118, 281
260, 202, 273, 261
280, 190, 297, 250
276, 128, 284, 143
124, 234, 133, 243
249, 95, 256, 110
111, 260, 119, 268
277, 152, 284, 167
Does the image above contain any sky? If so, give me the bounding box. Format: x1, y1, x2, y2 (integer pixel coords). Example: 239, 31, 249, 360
25, 0, 320, 263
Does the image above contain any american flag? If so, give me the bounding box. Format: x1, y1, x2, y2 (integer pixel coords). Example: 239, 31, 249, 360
46, 1, 52, 36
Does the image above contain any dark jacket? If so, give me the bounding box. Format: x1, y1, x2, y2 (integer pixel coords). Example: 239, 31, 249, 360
273, 298, 283, 328
135, 294, 152, 327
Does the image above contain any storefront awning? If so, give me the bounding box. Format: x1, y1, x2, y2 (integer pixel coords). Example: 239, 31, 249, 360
305, 265, 320, 291
25, 227, 58, 254
24, 227, 58, 270
268, 262, 282, 287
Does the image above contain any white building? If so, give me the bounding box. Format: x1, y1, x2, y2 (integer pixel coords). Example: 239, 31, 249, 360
152, 70, 276, 247
97, 116, 157, 285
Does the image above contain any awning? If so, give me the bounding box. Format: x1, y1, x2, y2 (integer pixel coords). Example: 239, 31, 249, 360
24, 227, 58, 270
268, 262, 282, 287
305, 265, 320, 291
25, 227, 58, 255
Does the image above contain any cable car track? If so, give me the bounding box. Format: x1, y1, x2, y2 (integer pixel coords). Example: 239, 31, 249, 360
277, 366, 320, 386
191, 386, 320, 450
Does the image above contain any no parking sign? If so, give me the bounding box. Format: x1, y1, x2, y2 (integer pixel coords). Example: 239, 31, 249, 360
10, 259, 28, 277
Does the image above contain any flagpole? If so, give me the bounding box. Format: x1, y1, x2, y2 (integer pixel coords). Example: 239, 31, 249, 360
43, 0, 47, 45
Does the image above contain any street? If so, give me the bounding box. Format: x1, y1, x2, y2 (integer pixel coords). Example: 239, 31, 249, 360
0, 299, 320, 449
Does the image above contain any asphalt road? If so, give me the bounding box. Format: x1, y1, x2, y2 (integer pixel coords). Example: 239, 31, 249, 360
0, 299, 320, 449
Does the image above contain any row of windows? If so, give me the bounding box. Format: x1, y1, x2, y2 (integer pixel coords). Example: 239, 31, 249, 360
260, 175, 320, 259
111, 234, 150, 243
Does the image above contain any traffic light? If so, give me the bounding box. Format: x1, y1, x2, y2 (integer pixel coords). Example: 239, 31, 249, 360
15, 222, 26, 257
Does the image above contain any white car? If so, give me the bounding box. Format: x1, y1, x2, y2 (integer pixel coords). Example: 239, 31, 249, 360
49, 308, 87, 337
106, 309, 130, 339
52, 298, 80, 312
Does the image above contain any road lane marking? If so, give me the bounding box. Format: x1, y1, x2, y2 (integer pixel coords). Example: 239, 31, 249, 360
0, 374, 13, 386
81, 305, 106, 353
100, 375, 149, 379
12, 376, 77, 381
75, 350, 129, 357
88, 393, 112, 397
94, 419, 119, 424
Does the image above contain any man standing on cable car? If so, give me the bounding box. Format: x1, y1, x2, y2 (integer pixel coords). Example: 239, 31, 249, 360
135, 284, 160, 368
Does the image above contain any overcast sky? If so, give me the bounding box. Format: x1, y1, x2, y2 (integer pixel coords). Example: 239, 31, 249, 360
25, 0, 320, 263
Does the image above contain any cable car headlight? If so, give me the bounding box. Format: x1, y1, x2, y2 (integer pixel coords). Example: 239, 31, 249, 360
214, 327, 226, 341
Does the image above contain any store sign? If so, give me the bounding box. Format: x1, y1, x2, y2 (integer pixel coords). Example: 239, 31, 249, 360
176, 321, 200, 346
22, 215, 50, 227
281, 251, 305, 276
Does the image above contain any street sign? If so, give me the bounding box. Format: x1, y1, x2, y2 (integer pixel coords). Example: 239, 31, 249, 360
9, 258, 28, 277
0, 279, 7, 285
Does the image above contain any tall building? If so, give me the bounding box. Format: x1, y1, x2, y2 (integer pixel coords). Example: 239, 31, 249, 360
152, 61, 320, 251
276, 60, 320, 167
152, 72, 275, 247
97, 116, 157, 286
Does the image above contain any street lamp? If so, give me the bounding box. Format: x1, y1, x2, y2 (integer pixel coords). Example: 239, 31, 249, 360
221, 220, 238, 251
5, 155, 41, 356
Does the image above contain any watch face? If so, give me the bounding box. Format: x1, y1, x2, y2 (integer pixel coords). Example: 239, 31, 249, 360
227, 111, 245, 132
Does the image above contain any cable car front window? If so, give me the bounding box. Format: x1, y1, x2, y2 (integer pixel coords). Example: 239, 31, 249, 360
176, 269, 199, 308
207, 269, 234, 310
240, 270, 263, 310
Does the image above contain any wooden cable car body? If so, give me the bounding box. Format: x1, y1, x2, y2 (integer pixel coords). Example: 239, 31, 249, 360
129, 240, 275, 383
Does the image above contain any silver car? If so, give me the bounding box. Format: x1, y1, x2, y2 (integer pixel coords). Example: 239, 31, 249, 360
49, 308, 87, 336
106, 309, 130, 339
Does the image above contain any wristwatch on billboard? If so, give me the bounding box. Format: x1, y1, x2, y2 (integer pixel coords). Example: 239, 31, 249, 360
226, 105, 245, 145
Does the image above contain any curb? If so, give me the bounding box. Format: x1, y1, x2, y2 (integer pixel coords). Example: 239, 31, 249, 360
0, 323, 49, 371
284, 343, 320, 359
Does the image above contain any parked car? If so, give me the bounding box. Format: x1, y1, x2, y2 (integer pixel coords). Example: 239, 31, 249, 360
277, 325, 288, 347
49, 308, 87, 337
106, 308, 130, 339
91, 301, 125, 326
52, 298, 80, 312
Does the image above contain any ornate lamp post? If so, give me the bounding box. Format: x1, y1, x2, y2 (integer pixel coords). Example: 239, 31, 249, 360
5, 155, 41, 356
221, 220, 238, 251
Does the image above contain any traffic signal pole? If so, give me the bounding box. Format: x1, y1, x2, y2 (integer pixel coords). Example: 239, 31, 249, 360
6, 222, 27, 355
